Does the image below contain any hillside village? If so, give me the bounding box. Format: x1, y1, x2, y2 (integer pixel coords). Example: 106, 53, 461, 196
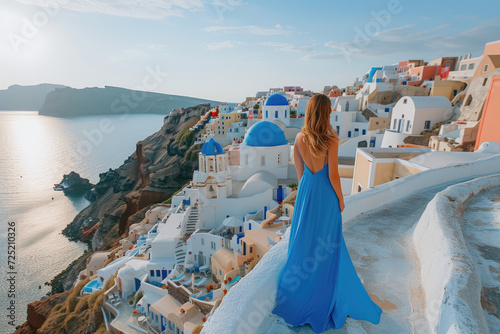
75, 40, 500, 334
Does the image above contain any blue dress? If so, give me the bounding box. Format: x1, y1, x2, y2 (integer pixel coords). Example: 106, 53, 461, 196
272, 145, 382, 333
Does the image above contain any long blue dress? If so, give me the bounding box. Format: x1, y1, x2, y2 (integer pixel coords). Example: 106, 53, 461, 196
272, 145, 382, 333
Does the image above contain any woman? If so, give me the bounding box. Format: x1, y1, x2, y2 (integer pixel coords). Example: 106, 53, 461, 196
272, 94, 382, 332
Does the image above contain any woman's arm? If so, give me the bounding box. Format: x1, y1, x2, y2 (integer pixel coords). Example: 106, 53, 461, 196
327, 139, 345, 212
294, 135, 304, 183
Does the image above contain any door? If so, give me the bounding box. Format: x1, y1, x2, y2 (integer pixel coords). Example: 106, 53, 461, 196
198, 251, 205, 266
134, 278, 141, 292
161, 270, 167, 280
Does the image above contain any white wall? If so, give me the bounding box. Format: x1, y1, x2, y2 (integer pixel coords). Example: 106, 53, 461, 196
330, 111, 369, 140
338, 132, 384, 157
198, 188, 277, 230
413, 175, 500, 333
186, 232, 225, 267
391, 98, 452, 136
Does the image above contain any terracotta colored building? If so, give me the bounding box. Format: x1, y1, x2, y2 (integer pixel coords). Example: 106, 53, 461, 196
328, 86, 342, 98
475, 76, 500, 150
398, 60, 425, 73
406, 65, 442, 86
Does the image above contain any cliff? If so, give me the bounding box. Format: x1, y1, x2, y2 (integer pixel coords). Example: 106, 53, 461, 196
39, 85, 220, 117
0, 84, 66, 111
14, 103, 210, 334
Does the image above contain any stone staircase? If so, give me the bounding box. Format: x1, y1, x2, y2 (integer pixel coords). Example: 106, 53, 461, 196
238, 264, 246, 277
174, 241, 186, 268
186, 208, 199, 234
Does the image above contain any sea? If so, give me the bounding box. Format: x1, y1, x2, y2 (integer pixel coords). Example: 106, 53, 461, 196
0, 111, 166, 333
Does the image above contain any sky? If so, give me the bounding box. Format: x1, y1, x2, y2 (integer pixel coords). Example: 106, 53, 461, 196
1, 0, 499, 102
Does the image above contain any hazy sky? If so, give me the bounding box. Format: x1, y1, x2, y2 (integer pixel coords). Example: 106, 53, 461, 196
1, 0, 499, 102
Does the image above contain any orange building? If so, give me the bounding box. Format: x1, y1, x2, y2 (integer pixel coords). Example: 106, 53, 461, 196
406, 65, 441, 86
475, 75, 500, 150
328, 86, 341, 97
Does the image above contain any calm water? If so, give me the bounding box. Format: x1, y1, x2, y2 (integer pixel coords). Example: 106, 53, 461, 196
0, 111, 165, 333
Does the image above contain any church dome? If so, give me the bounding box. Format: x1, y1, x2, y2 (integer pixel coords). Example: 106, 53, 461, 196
201, 138, 224, 155
243, 121, 287, 147
264, 94, 289, 106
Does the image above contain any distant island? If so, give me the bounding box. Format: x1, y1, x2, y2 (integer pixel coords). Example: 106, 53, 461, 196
0, 84, 66, 111
39, 85, 220, 117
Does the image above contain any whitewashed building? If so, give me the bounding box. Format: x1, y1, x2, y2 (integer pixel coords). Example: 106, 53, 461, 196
262, 94, 291, 127
382, 96, 453, 147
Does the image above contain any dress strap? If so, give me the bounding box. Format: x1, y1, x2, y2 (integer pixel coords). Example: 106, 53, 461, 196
296, 142, 304, 163
324, 149, 327, 167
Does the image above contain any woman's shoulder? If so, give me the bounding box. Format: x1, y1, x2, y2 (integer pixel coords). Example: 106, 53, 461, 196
295, 131, 305, 142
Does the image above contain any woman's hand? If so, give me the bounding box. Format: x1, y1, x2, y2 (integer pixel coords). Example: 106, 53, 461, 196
339, 200, 345, 213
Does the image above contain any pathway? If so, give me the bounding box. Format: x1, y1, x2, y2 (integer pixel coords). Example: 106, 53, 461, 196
257, 183, 455, 333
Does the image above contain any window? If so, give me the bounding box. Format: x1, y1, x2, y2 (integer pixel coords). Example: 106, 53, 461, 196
156, 270, 160, 277
461, 64, 467, 71
194, 254, 197, 260
335, 115, 338, 122
401, 114, 404, 119
465, 95, 473, 106
484, 64, 489, 72
261, 155, 265, 166
249, 246, 253, 253
385, 108, 389, 112
468, 63, 475, 70
424, 120, 431, 130
201, 238, 204, 245
347, 131, 351, 137
265, 110, 268, 118
362, 129, 366, 135
219, 269, 222, 276
403, 99, 407, 104
483, 78, 488, 86
336, 126, 340, 134
393, 119, 397, 129
275, 110, 278, 118
150, 270, 155, 277
406, 120, 411, 132
357, 184, 363, 192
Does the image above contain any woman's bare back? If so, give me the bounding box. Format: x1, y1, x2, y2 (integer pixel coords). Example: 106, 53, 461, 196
295, 132, 328, 174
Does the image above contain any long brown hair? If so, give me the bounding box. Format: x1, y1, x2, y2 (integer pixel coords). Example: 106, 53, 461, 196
301, 94, 339, 157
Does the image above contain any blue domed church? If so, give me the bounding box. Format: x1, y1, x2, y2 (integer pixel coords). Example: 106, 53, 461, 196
193, 138, 232, 199
233, 121, 291, 180
262, 93, 291, 127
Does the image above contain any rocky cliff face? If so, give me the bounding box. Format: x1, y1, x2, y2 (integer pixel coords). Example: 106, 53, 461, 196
15, 103, 211, 334
57, 171, 94, 194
